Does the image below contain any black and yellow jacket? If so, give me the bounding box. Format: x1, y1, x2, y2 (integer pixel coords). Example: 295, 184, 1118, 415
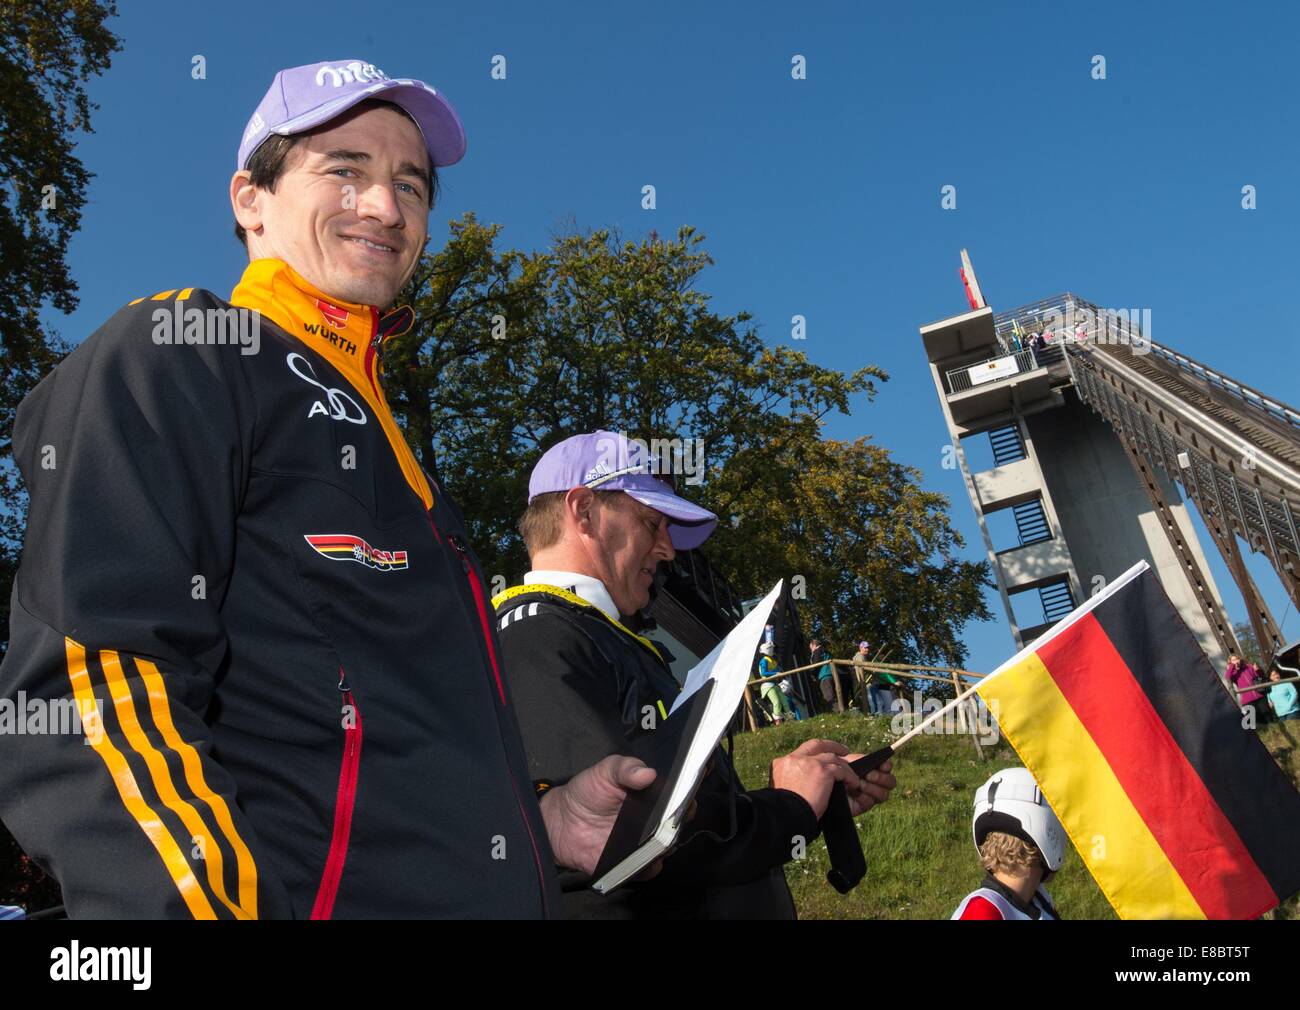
493, 581, 820, 919
0, 259, 561, 918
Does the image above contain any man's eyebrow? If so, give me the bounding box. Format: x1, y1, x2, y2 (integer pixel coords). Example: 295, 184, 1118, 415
321, 148, 371, 163
319, 150, 430, 192
396, 159, 431, 192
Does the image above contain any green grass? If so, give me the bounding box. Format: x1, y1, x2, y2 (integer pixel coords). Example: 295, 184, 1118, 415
731, 712, 1300, 920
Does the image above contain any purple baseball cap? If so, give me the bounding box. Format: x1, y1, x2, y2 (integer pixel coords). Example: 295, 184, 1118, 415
237, 59, 466, 171
529, 430, 718, 550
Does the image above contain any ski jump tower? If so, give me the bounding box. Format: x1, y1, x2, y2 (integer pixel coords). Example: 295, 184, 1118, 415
921, 252, 1235, 667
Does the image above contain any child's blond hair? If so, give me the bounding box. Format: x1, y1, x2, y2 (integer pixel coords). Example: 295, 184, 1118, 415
978, 830, 1043, 876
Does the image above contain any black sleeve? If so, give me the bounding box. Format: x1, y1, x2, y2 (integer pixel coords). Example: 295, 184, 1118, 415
654, 761, 821, 887
0, 295, 294, 919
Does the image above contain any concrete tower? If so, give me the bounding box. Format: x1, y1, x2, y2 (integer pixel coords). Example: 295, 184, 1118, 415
921, 280, 1230, 669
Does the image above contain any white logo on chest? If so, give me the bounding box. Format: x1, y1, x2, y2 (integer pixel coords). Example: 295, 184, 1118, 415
286, 352, 367, 424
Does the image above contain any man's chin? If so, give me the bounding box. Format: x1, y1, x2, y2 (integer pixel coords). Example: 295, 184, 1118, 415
324, 273, 400, 309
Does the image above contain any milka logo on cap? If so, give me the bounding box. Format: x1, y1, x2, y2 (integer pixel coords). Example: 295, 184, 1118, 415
315, 61, 388, 88
243, 111, 266, 144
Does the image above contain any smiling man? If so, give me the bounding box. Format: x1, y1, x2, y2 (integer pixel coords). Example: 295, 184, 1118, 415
493, 431, 896, 918
0, 61, 652, 919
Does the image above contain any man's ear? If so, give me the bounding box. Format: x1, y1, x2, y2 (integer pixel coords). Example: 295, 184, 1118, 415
566, 487, 596, 534
231, 170, 263, 238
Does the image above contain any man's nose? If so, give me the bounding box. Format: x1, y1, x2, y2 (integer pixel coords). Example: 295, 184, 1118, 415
356, 182, 405, 229
655, 524, 676, 562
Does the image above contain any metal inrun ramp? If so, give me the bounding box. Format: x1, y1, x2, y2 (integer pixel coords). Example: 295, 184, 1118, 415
1057, 297, 1300, 644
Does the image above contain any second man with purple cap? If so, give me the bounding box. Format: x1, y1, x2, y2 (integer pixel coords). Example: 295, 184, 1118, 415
494, 431, 897, 918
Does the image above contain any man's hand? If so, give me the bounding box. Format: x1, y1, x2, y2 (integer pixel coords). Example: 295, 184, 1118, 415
770, 739, 896, 820
539, 755, 656, 876
842, 754, 896, 816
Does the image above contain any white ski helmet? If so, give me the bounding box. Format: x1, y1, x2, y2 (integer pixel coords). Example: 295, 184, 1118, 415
972, 767, 1066, 872
759, 642, 775, 656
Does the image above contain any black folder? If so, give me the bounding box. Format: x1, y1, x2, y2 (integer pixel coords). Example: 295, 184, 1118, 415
590, 679, 716, 891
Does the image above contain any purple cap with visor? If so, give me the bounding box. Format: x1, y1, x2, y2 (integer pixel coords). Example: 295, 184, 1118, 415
528, 430, 718, 550
237, 59, 466, 171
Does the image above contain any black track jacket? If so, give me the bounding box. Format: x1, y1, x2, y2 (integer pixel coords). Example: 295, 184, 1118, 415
493, 581, 818, 919
0, 259, 561, 918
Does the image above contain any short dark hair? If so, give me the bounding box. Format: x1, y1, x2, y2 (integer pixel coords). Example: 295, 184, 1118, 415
234, 101, 439, 246
517, 489, 635, 558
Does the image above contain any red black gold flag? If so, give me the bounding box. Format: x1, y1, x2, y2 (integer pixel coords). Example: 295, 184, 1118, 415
977, 562, 1300, 919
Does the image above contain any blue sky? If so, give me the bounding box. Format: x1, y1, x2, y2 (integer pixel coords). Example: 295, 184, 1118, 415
45, 0, 1300, 674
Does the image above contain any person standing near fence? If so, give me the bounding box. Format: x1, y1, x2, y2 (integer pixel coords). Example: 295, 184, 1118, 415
1224, 653, 1265, 724
811, 637, 840, 713
852, 641, 874, 712
758, 643, 794, 725
1267, 668, 1298, 722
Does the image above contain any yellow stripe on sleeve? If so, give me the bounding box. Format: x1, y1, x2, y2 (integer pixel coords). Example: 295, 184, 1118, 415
64, 638, 217, 919
99, 650, 252, 919
135, 656, 260, 918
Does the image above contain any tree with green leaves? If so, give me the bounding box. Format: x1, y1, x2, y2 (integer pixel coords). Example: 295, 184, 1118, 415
1232, 621, 1263, 668
1, 0, 121, 648
0, 0, 121, 915
386, 215, 991, 668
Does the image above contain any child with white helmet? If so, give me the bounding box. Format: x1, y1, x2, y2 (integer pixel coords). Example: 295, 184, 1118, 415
951, 767, 1066, 920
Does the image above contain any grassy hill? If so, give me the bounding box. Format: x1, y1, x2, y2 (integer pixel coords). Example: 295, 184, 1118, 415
730, 711, 1300, 920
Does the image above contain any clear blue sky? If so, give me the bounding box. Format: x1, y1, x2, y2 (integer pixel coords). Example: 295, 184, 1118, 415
47, 0, 1300, 674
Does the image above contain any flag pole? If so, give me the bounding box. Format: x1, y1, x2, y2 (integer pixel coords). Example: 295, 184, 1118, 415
883, 677, 986, 753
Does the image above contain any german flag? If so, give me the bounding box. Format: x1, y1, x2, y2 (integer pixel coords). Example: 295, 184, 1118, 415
977, 562, 1300, 919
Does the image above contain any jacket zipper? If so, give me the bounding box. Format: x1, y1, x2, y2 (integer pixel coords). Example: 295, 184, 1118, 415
311, 668, 363, 920
448, 533, 507, 705
447, 531, 550, 916
363, 319, 387, 411
356, 316, 546, 913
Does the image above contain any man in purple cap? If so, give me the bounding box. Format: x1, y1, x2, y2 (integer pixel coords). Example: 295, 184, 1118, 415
492, 431, 896, 918
0, 62, 653, 919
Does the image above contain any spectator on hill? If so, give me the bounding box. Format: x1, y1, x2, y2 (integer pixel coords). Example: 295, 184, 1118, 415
877, 670, 902, 716
758, 643, 793, 726
851, 641, 874, 712
1267, 668, 1298, 722
1224, 654, 1265, 723
811, 637, 840, 713
856, 641, 896, 716
778, 672, 805, 721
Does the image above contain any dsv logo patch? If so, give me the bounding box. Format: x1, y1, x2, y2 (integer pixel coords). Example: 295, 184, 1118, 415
305, 534, 409, 571
287, 352, 367, 424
